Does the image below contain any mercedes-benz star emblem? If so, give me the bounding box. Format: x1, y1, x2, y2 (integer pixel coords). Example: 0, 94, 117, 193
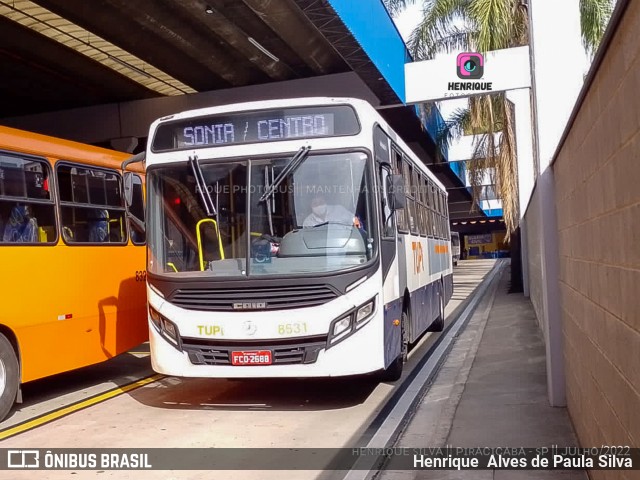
242, 321, 257, 336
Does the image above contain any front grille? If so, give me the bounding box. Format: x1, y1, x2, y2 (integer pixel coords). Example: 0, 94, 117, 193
170, 284, 338, 311
181, 336, 327, 366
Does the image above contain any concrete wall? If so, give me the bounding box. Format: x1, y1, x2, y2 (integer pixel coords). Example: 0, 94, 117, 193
552, 0, 640, 455
524, 187, 544, 334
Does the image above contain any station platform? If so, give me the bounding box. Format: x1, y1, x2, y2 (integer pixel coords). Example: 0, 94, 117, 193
380, 261, 586, 479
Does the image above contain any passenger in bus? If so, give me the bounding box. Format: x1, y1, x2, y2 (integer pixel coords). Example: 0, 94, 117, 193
88, 209, 109, 243
303, 194, 360, 228
2, 204, 38, 243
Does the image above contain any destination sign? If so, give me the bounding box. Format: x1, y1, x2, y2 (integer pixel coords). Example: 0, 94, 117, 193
152, 105, 360, 152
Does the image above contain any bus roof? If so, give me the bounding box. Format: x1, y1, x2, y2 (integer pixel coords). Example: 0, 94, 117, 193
151, 97, 371, 125
148, 96, 447, 192
0, 125, 143, 173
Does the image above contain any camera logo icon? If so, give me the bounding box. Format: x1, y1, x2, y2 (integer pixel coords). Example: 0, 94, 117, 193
456, 52, 484, 79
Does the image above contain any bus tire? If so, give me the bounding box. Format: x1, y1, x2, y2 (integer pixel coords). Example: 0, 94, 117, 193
400, 309, 409, 363
380, 310, 408, 382
427, 282, 445, 332
0, 333, 19, 422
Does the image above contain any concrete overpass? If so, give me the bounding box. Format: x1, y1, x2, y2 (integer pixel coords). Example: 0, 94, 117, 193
0, 0, 480, 220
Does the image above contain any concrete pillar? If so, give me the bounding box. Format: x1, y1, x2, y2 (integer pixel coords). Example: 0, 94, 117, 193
537, 167, 565, 406
528, 0, 584, 407
520, 219, 530, 297
506, 88, 535, 297
506, 88, 535, 216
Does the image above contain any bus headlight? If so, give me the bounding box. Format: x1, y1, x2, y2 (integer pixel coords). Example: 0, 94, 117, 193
355, 298, 376, 326
161, 318, 179, 344
149, 306, 181, 349
332, 317, 352, 337
327, 297, 377, 347
149, 306, 162, 330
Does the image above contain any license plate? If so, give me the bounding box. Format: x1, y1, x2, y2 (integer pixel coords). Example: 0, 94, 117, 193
230, 350, 272, 366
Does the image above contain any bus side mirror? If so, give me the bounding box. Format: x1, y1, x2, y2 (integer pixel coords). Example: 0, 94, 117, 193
121, 151, 145, 207
124, 172, 133, 207
389, 175, 406, 210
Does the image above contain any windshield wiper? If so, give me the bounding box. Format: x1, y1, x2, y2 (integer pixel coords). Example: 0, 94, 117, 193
259, 146, 311, 202
311, 221, 352, 228
189, 155, 217, 217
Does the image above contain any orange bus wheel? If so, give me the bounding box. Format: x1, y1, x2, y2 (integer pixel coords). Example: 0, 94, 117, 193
0, 333, 19, 422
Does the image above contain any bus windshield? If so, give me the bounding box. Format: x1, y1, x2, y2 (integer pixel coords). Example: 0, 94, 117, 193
147, 151, 376, 277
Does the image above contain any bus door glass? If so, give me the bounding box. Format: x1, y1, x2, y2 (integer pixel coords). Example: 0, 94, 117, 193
147, 161, 248, 275
125, 173, 146, 245
373, 126, 395, 239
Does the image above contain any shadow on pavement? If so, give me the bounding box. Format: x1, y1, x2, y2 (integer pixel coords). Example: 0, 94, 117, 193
127, 375, 380, 412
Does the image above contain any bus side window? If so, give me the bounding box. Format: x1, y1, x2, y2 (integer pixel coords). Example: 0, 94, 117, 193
392, 148, 408, 233
57, 164, 127, 245
416, 172, 427, 237
428, 181, 437, 237
0, 154, 57, 244
441, 192, 449, 239
403, 158, 418, 235
440, 191, 446, 239
438, 191, 445, 239
444, 194, 451, 240
434, 188, 442, 238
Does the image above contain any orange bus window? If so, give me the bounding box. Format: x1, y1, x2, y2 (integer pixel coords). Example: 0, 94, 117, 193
56, 164, 127, 245
0, 154, 57, 245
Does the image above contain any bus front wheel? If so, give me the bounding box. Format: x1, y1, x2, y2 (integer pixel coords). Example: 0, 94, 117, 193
427, 282, 445, 332
379, 311, 408, 382
0, 333, 19, 422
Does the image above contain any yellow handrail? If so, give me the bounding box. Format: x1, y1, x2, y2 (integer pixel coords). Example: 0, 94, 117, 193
196, 218, 225, 271
166, 262, 178, 273
107, 216, 124, 241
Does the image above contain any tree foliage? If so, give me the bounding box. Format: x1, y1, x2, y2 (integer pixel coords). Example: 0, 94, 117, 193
382, 0, 615, 237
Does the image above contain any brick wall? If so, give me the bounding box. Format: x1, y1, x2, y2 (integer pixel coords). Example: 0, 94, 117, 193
553, 0, 640, 468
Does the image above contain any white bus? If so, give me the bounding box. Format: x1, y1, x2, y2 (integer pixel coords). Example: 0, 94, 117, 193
137, 97, 453, 381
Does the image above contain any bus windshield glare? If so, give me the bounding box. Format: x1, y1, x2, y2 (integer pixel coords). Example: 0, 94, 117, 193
147, 151, 376, 277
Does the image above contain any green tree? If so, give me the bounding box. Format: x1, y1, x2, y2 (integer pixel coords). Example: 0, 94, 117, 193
383, 0, 615, 237
580, 0, 616, 57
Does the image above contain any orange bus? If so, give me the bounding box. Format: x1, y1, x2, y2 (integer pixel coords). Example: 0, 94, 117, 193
0, 126, 148, 421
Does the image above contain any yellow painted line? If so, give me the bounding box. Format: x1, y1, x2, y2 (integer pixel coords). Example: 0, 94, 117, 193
0, 374, 164, 441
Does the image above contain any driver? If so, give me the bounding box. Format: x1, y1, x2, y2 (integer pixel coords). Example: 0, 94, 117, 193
303, 194, 357, 228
